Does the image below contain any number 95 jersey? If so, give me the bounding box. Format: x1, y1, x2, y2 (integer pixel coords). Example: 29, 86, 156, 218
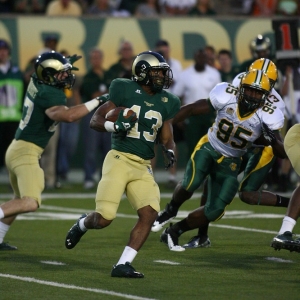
207, 82, 284, 158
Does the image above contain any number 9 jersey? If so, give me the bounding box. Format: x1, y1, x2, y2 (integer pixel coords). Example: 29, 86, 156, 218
207, 82, 284, 158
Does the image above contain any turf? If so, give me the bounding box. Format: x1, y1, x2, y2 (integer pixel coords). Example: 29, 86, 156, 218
1, 188, 299, 300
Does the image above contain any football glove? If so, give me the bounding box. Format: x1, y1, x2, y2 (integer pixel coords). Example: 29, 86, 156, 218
66, 54, 82, 71
261, 122, 276, 145
96, 93, 110, 105
114, 110, 137, 133
162, 148, 176, 170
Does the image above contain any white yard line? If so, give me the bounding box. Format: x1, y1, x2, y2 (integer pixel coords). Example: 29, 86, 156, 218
0, 273, 157, 300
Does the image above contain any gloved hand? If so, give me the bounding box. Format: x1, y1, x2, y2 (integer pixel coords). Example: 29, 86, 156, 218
114, 110, 137, 133
261, 122, 276, 145
163, 148, 176, 170
66, 54, 82, 71
96, 94, 110, 105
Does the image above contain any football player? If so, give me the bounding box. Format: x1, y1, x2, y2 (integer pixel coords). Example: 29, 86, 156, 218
271, 124, 300, 252
152, 58, 290, 249
65, 51, 180, 277
0, 51, 105, 251
156, 69, 286, 251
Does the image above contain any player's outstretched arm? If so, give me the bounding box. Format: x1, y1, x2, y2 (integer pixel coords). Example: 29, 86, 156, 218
172, 99, 211, 124
45, 97, 101, 123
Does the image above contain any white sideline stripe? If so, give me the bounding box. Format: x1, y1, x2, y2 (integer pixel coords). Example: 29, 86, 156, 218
0, 274, 157, 300
154, 260, 180, 265
265, 257, 293, 263
209, 223, 278, 235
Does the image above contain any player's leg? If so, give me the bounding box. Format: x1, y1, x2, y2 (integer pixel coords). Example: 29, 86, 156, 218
65, 150, 126, 249
239, 146, 289, 207
271, 124, 300, 252
160, 154, 241, 251
0, 140, 44, 250
152, 139, 214, 232
112, 156, 159, 278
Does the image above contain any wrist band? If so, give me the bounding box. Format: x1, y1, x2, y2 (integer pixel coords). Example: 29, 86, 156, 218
84, 99, 99, 112
104, 121, 116, 132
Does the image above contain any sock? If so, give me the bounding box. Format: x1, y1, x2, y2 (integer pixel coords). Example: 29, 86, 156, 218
0, 208, 4, 219
117, 246, 137, 265
0, 221, 10, 243
279, 216, 296, 234
275, 195, 290, 207
78, 218, 87, 232
170, 219, 192, 237
197, 224, 209, 237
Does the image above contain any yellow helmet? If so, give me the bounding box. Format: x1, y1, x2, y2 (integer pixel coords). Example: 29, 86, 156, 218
238, 69, 271, 113
249, 58, 278, 88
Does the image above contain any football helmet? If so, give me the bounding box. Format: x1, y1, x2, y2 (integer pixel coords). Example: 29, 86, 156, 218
132, 51, 173, 92
250, 35, 271, 59
238, 69, 271, 113
35, 51, 75, 89
249, 58, 278, 89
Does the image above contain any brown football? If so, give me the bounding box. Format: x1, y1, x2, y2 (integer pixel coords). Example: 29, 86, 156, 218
105, 107, 137, 122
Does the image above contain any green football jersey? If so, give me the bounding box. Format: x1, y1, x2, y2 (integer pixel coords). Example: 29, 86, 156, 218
15, 75, 66, 148
109, 78, 180, 160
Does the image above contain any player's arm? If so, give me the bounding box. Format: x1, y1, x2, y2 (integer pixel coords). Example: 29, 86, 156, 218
45, 95, 107, 123
90, 100, 117, 132
260, 123, 287, 159
159, 119, 176, 169
172, 99, 214, 124
45, 101, 98, 123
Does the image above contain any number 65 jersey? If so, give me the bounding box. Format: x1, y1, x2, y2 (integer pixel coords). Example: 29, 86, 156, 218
207, 82, 284, 158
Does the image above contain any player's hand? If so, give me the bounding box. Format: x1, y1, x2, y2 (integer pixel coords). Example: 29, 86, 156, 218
261, 122, 276, 145
114, 110, 137, 133
163, 148, 176, 170
66, 54, 82, 71
96, 94, 109, 106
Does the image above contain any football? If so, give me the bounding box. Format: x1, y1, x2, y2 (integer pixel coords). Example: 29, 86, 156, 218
105, 107, 137, 122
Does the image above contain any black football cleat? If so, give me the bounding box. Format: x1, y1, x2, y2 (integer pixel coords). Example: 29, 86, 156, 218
65, 214, 87, 249
111, 262, 144, 278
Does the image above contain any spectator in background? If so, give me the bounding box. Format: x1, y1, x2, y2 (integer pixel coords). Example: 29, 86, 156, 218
238, 34, 274, 74
14, 0, 46, 14
217, 49, 239, 82
87, 0, 124, 16
135, 0, 160, 16
38, 33, 60, 56
172, 48, 221, 157
105, 40, 135, 87
276, 0, 299, 15
56, 49, 81, 187
0, 40, 25, 172
204, 45, 218, 69
0, 0, 13, 12
160, 0, 196, 15
153, 39, 183, 187
46, 0, 82, 16
188, 0, 216, 15
80, 47, 110, 189
251, 0, 278, 16
117, 0, 140, 15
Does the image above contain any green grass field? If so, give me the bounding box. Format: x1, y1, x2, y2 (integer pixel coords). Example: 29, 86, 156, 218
1, 184, 299, 300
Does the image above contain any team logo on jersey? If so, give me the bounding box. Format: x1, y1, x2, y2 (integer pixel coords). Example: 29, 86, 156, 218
226, 107, 235, 115
135, 89, 142, 94
144, 101, 154, 107
229, 163, 237, 171
161, 97, 168, 103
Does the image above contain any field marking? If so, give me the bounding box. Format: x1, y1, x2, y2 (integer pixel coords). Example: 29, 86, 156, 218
265, 257, 293, 263
0, 273, 157, 300
154, 260, 180, 265
40, 261, 66, 266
